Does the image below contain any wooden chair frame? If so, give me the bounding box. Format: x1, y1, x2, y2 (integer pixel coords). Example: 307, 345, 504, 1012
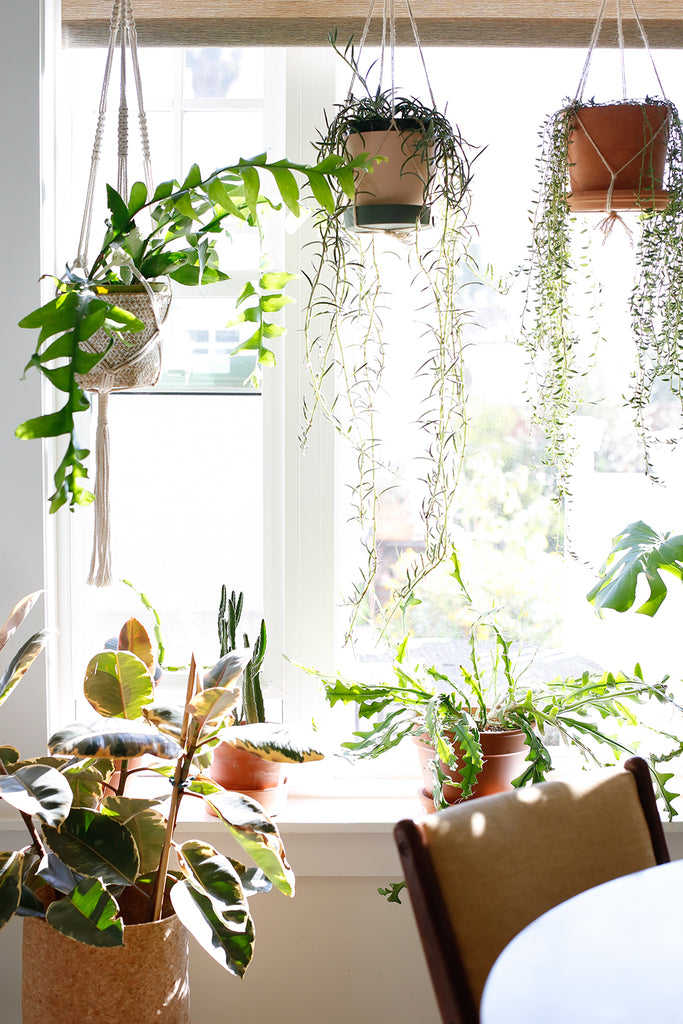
393, 757, 670, 1024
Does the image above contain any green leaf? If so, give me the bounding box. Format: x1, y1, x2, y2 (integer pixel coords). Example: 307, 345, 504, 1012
0, 765, 72, 826
16, 405, 73, 441
171, 877, 254, 977
260, 293, 294, 313
46, 877, 123, 947
82, 649, 155, 719
0, 629, 48, 711
587, 521, 683, 616
268, 165, 300, 215
106, 184, 133, 232
128, 180, 148, 216
239, 166, 260, 219
182, 163, 202, 189
0, 852, 22, 929
306, 171, 335, 213
18, 290, 79, 332
219, 724, 325, 764
42, 808, 139, 887
178, 841, 251, 930
259, 271, 297, 290
48, 721, 182, 761
152, 179, 176, 201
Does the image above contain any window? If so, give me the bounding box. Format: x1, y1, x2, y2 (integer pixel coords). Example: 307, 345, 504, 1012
50, 39, 683, 775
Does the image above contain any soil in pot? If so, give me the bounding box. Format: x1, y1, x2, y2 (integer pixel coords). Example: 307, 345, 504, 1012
209, 739, 288, 816
413, 728, 527, 813
567, 102, 670, 212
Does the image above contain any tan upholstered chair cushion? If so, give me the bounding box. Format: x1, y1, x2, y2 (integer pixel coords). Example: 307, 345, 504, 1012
419, 768, 657, 1006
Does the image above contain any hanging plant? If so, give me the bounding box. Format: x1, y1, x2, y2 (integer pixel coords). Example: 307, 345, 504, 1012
302, 30, 479, 641
521, 0, 683, 488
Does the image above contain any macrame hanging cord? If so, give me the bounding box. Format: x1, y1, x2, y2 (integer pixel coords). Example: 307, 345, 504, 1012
573, 0, 669, 224
76, 0, 169, 587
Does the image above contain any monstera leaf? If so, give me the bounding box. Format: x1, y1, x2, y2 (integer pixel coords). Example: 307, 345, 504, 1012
218, 723, 326, 763
587, 521, 683, 616
48, 721, 182, 761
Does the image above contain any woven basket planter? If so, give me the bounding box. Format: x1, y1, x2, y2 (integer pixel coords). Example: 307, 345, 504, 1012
76, 282, 172, 393
22, 912, 190, 1024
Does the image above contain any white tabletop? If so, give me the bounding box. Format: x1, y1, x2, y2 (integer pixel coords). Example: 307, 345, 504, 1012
480, 858, 683, 1024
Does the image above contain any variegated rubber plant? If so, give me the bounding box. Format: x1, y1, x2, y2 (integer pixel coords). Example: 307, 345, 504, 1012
0, 612, 324, 976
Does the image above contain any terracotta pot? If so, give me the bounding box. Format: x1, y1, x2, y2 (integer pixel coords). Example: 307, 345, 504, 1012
344, 127, 432, 231
567, 102, 670, 212
22, 912, 190, 1024
414, 728, 527, 813
209, 740, 288, 816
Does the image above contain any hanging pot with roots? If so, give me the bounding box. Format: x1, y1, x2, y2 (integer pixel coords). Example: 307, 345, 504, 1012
566, 100, 670, 212
343, 120, 433, 231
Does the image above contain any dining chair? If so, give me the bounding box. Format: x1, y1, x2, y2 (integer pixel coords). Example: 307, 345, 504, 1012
394, 756, 669, 1024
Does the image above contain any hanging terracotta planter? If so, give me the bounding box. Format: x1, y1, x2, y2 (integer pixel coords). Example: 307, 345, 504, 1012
413, 728, 527, 813
209, 739, 289, 816
22, 911, 190, 1024
567, 101, 670, 212
344, 123, 432, 231
75, 282, 172, 393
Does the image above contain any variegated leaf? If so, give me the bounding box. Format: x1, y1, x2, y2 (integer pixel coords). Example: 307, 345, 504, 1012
101, 797, 167, 876
83, 649, 155, 719
48, 721, 182, 761
188, 685, 240, 731
0, 851, 22, 929
177, 841, 251, 931
0, 592, 41, 653
171, 878, 255, 977
0, 765, 72, 827
193, 782, 294, 897
0, 630, 48, 711
219, 723, 326, 763
142, 704, 183, 737
118, 617, 155, 672
203, 650, 250, 690
46, 877, 123, 947
0, 746, 19, 768
42, 807, 139, 887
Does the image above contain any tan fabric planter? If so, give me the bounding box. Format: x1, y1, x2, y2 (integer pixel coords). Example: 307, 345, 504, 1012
22, 912, 191, 1024
76, 283, 172, 393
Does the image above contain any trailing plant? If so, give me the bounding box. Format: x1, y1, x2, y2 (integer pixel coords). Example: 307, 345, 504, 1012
315, 611, 682, 817
0, 612, 324, 974
302, 33, 479, 641
16, 151, 369, 514
522, 96, 683, 489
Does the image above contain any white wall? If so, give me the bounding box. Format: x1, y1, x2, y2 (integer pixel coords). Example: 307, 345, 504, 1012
0, 5, 439, 1022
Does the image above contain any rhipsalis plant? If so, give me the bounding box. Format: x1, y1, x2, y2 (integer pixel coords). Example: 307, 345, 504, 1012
302, 34, 479, 642
16, 151, 370, 514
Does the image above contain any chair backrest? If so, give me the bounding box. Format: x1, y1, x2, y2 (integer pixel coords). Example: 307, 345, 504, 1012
394, 757, 669, 1024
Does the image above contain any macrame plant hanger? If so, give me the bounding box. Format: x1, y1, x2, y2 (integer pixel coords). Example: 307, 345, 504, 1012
571, 0, 670, 225
346, 0, 437, 229
75, 0, 170, 587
